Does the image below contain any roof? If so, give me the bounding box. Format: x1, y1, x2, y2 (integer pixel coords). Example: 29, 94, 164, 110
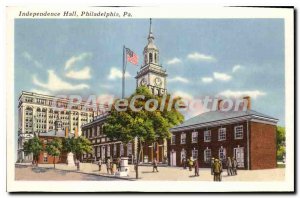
38, 129, 74, 138
171, 109, 278, 132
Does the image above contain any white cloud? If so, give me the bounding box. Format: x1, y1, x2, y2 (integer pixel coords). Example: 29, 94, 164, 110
30, 89, 51, 95
169, 76, 189, 84
22, 51, 43, 68
173, 90, 194, 100
232, 65, 242, 73
65, 52, 91, 70
187, 52, 216, 62
65, 67, 91, 80
217, 90, 266, 99
33, 70, 89, 92
201, 77, 214, 83
167, 57, 182, 65
108, 67, 131, 80
213, 72, 232, 81
100, 84, 114, 89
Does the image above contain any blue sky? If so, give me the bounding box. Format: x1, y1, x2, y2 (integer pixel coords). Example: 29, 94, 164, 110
15, 19, 285, 126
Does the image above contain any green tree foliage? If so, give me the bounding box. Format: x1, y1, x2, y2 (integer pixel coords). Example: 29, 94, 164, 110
104, 86, 184, 179
276, 126, 286, 160
45, 138, 63, 168
23, 136, 43, 166
62, 136, 93, 161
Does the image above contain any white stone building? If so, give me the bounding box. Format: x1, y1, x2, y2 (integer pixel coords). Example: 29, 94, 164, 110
17, 91, 95, 162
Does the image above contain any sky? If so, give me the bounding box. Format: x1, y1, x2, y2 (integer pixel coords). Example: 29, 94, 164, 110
14, 19, 285, 126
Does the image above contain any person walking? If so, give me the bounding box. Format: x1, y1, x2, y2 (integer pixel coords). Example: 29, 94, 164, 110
213, 159, 222, 181
106, 158, 111, 174
232, 157, 238, 175
188, 157, 193, 171
194, 159, 199, 176
218, 158, 223, 181
98, 159, 102, 172
112, 162, 117, 176
117, 157, 121, 171
210, 157, 214, 175
226, 157, 233, 176
76, 159, 80, 171
152, 158, 159, 172
182, 157, 187, 169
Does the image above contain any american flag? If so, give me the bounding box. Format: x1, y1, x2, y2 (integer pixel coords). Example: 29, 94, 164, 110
126, 48, 138, 65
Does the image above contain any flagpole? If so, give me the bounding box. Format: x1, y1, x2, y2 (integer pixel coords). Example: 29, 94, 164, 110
122, 45, 126, 99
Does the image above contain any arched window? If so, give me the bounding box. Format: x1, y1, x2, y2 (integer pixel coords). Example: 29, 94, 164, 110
149, 53, 153, 63
155, 53, 157, 63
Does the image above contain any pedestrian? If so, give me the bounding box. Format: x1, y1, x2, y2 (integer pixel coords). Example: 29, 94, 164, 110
182, 157, 187, 169
226, 157, 233, 176
218, 158, 223, 181
117, 157, 121, 171
188, 157, 193, 171
106, 158, 111, 174
194, 159, 199, 176
210, 157, 214, 175
152, 158, 159, 172
76, 159, 80, 171
213, 159, 222, 181
112, 162, 117, 176
98, 159, 102, 172
232, 157, 238, 175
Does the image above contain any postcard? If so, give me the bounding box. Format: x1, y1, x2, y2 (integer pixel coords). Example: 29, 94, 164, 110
6, 6, 294, 192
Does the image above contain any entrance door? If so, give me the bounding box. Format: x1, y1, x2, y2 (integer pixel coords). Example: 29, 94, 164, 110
234, 147, 244, 168
170, 151, 176, 166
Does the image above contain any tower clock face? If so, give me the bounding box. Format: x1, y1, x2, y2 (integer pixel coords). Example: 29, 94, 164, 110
140, 78, 147, 86
154, 77, 162, 87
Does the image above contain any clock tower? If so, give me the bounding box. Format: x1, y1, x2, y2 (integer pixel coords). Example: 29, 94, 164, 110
135, 19, 167, 96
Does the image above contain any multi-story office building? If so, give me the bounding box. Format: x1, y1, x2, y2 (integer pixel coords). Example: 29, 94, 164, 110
17, 91, 95, 162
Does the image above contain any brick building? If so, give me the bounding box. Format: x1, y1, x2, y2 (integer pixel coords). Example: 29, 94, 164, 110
37, 120, 78, 164
168, 98, 278, 170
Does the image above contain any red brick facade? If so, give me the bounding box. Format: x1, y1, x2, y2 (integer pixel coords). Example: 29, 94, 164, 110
168, 120, 277, 170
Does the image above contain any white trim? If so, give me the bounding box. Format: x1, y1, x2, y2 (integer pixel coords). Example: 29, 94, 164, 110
204, 130, 211, 142
234, 125, 244, 139
218, 128, 226, 141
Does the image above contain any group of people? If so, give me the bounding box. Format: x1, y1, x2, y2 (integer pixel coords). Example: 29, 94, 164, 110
97, 157, 122, 176
211, 157, 238, 181
182, 157, 200, 177
181, 156, 238, 181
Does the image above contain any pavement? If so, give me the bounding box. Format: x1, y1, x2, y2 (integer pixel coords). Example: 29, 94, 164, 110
16, 163, 285, 181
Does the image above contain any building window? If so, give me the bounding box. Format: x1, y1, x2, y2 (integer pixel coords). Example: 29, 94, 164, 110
192, 132, 198, 143
204, 148, 211, 163
180, 133, 186, 144
219, 147, 226, 161
127, 143, 132, 156
204, 130, 211, 142
97, 125, 100, 136
113, 144, 117, 156
171, 135, 176, 145
192, 149, 198, 160
180, 149, 186, 162
234, 125, 243, 139
218, 128, 226, 141
43, 153, 48, 163
120, 144, 124, 156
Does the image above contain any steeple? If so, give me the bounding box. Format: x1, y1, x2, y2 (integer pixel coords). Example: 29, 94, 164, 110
148, 18, 155, 43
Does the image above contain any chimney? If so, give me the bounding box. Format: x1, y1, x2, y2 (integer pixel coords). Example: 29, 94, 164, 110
65, 127, 69, 138
217, 99, 223, 110
243, 96, 251, 110
75, 127, 78, 137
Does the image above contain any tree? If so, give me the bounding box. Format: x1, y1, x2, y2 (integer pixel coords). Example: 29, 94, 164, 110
104, 86, 184, 179
276, 126, 286, 160
45, 138, 63, 168
62, 136, 93, 161
23, 136, 43, 166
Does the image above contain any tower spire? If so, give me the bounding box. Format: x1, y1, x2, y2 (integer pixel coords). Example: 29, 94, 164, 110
148, 18, 154, 42
149, 18, 152, 34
